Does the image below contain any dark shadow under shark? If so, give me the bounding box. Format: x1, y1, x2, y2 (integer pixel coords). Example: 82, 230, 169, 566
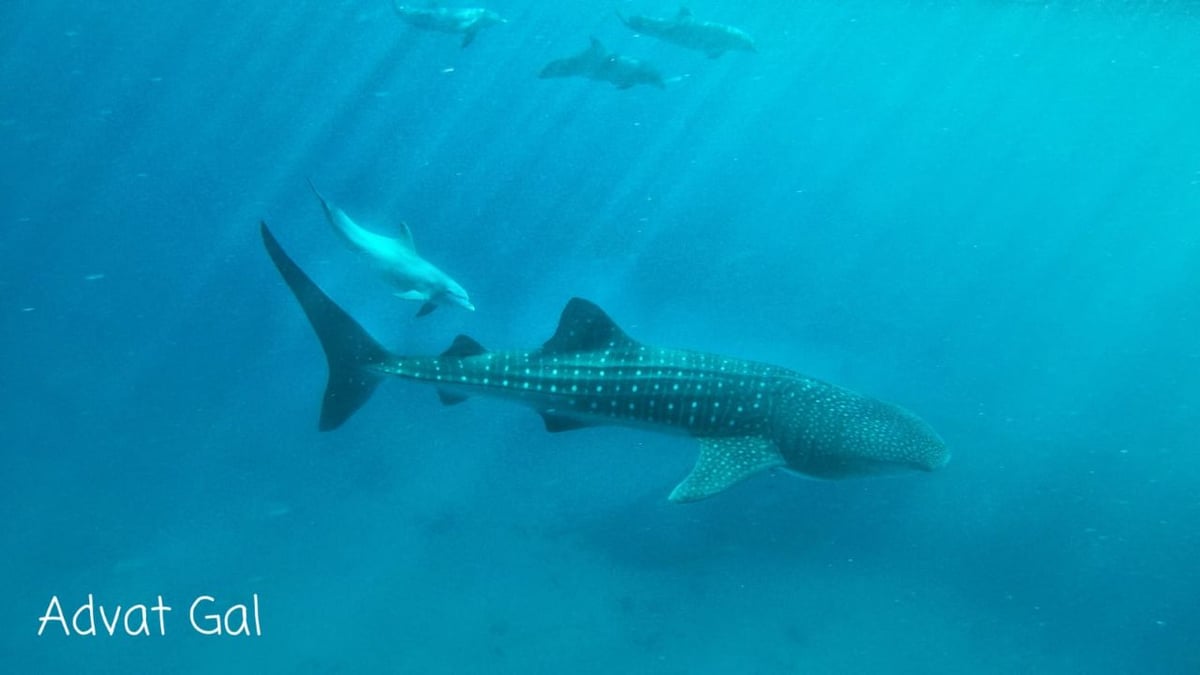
261, 223, 949, 502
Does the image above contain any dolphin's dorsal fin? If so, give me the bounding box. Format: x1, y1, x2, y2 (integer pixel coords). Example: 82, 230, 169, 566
588, 37, 606, 55
442, 334, 488, 357
677, 6, 692, 20
395, 221, 416, 251
669, 436, 785, 502
541, 298, 636, 354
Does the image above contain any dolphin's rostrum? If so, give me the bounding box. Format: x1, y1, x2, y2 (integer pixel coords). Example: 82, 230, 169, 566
262, 223, 948, 502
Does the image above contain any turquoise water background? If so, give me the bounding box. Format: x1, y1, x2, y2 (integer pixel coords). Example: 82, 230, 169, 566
3, 1, 1198, 672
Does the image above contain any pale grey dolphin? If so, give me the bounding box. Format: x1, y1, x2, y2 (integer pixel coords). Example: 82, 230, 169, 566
539, 38, 666, 90
391, 2, 505, 47
618, 7, 756, 58
262, 223, 949, 502
306, 181, 473, 317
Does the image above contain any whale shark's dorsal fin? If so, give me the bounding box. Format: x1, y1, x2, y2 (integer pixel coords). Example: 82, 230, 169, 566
542, 298, 636, 354
442, 334, 488, 358
434, 335, 488, 405
395, 221, 416, 251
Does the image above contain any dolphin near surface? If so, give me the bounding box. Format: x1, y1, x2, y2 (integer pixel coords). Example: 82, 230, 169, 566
261, 223, 949, 502
539, 38, 666, 90
306, 181, 473, 317
619, 7, 756, 58
391, 2, 505, 47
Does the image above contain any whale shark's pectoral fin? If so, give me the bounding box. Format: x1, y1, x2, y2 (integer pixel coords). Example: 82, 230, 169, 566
669, 436, 785, 503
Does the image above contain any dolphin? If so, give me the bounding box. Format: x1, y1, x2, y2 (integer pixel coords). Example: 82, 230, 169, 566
391, 2, 505, 47
306, 181, 473, 317
261, 223, 949, 502
542, 38, 672, 90
618, 7, 756, 58
539, 38, 666, 90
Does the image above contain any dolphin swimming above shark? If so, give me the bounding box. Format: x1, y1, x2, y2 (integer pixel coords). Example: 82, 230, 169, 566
619, 7, 756, 58
262, 223, 949, 502
306, 181, 473, 317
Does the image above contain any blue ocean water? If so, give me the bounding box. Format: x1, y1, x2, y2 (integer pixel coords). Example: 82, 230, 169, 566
3, 0, 1198, 672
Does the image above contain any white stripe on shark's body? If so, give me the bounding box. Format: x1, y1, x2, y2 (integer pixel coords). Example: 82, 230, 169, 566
307, 181, 473, 317
261, 223, 949, 503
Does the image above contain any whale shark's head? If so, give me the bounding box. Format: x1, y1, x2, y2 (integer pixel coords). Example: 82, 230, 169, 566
773, 386, 950, 479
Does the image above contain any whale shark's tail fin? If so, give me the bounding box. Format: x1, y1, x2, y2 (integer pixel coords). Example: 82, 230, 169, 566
261, 222, 391, 431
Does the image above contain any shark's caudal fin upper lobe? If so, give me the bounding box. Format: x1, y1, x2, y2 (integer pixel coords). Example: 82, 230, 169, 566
261, 223, 392, 431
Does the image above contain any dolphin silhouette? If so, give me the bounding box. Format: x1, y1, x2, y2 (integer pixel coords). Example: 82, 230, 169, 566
618, 7, 756, 58
262, 223, 949, 502
306, 181, 473, 317
539, 38, 666, 90
392, 2, 505, 47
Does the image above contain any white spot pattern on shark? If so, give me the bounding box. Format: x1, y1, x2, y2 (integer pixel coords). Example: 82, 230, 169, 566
261, 223, 950, 503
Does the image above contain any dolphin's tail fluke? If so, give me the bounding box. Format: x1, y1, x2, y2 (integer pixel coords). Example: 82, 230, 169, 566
305, 178, 336, 224
261, 222, 391, 431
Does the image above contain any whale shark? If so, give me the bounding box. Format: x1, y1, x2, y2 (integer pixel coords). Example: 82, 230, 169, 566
539, 38, 666, 90
391, 3, 505, 47
261, 223, 949, 502
618, 7, 756, 58
306, 181, 473, 317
